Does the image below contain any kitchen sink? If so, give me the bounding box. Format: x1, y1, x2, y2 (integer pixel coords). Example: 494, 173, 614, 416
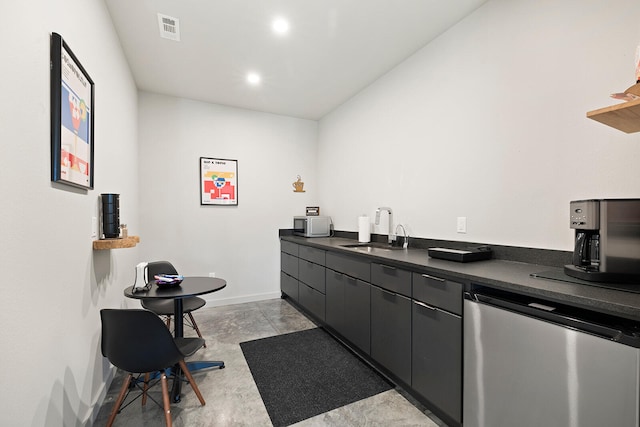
340, 242, 404, 252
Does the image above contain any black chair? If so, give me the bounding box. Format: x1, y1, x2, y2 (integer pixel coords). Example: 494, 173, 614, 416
142, 261, 207, 347
100, 309, 206, 427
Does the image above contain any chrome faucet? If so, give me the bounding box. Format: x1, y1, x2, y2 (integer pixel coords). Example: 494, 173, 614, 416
375, 207, 393, 244
395, 224, 409, 248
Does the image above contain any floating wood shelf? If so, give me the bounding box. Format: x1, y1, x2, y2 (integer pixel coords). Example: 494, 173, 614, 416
587, 98, 640, 133
93, 235, 140, 250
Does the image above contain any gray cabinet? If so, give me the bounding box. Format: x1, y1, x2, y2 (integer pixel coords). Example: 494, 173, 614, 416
326, 269, 371, 354
326, 252, 370, 281
280, 238, 464, 426
281, 240, 299, 257
371, 285, 412, 385
299, 258, 325, 293
412, 272, 462, 424
325, 269, 344, 331
299, 245, 325, 265
298, 281, 325, 321
281, 252, 298, 279
281, 241, 326, 321
371, 262, 411, 297
280, 242, 299, 301
413, 272, 462, 315
280, 271, 298, 301
297, 247, 326, 320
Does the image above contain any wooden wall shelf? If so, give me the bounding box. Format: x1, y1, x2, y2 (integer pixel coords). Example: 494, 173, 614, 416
587, 98, 640, 133
93, 235, 140, 250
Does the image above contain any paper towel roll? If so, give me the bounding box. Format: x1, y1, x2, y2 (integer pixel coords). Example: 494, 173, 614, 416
358, 215, 371, 243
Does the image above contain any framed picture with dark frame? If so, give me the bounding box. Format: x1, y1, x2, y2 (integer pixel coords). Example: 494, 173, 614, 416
50, 32, 95, 189
200, 157, 238, 206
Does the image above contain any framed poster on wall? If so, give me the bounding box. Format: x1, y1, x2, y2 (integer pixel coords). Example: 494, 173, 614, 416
200, 157, 238, 206
50, 32, 95, 189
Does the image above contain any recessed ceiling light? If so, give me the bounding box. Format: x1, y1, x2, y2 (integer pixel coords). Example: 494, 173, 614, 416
247, 72, 261, 85
272, 17, 290, 35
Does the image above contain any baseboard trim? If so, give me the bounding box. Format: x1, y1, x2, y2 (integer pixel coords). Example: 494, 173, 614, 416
86, 365, 117, 426
202, 291, 281, 307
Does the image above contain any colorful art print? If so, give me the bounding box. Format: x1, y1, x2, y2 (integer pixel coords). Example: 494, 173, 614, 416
50, 32, 95, 189
200, 157, 238, 206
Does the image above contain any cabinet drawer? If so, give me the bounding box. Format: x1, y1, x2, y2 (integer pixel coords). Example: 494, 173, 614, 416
281, 240, 298, 256
298, 282, 325, 321
326, 252, 370, 282
412, 273, 462, 315
280, 271, 298, 301
281, 252, 298, 278
299, 259, 325, 293
371, 263, 411, 297
299, 246, 326, 265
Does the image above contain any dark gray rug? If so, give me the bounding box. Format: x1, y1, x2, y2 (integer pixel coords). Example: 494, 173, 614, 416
240, 328, 393, 426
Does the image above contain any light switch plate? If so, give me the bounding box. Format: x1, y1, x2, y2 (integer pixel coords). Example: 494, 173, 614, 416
457, 216, 467, 233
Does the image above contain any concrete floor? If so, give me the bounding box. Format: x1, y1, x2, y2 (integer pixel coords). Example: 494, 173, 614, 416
94, 298, 446, 426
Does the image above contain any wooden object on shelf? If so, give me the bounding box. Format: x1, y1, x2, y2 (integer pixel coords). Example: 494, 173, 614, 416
93, 235, 140, 250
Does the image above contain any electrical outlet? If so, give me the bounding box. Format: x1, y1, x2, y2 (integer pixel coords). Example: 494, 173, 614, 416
208, 272, 216, 278
457, 217, 467, 233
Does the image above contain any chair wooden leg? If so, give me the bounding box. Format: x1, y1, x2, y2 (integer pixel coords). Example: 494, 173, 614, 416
106, 373, 132, 427
142, 372, 150, 406
187, 312, 206, 347
160, 371, 173, 427
178, 360, 206, 406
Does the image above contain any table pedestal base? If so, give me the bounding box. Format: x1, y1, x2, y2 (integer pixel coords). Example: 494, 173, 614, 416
170, 360, 225, 402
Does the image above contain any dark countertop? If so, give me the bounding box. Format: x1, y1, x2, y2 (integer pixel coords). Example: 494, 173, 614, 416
281, 235, 640, 321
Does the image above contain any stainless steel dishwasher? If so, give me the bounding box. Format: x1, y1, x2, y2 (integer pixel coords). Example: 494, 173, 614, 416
464, 287, 640, 427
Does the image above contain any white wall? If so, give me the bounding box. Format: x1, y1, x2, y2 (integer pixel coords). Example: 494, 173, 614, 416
0, 1, 139, 425
317, 0, 640, 251
137, 92, 318, 304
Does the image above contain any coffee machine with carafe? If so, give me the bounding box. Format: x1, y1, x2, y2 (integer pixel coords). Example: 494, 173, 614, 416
565, 199, 640, 283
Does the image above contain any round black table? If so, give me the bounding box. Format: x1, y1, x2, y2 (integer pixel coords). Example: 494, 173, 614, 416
124, 276, 226, 401
125, 277, 226, 338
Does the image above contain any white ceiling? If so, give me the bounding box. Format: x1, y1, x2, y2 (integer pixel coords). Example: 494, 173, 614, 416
104, 0, 488, 120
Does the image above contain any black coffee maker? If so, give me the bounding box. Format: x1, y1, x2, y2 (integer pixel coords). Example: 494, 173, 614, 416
565, 199, 640, 283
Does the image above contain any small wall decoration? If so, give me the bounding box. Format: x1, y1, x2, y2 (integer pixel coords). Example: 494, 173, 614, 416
293, 175, 305, 192
50, 32, 95, 189
200, 157, 238, 205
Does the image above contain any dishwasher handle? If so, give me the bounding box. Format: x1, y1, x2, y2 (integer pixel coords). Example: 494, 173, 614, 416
465, 291, 640, 348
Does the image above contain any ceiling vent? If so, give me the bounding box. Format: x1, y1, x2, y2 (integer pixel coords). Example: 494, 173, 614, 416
157, 13, 180, 41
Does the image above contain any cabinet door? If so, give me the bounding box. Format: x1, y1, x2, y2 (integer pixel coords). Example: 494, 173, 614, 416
412, 300, 462, 424
325, 269, 344, 332
413, 272, 462, 315
281, 240, 299, 256
299, 245, 326, 265
371, 263, 411, 297
371, 286, 411, 385
343, 275, 371, 355
298, 259, 326, 293
298, 282, 325, 321
281, 271, 298, 301
281, 252, 298, 278
326, 252, 370, 282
